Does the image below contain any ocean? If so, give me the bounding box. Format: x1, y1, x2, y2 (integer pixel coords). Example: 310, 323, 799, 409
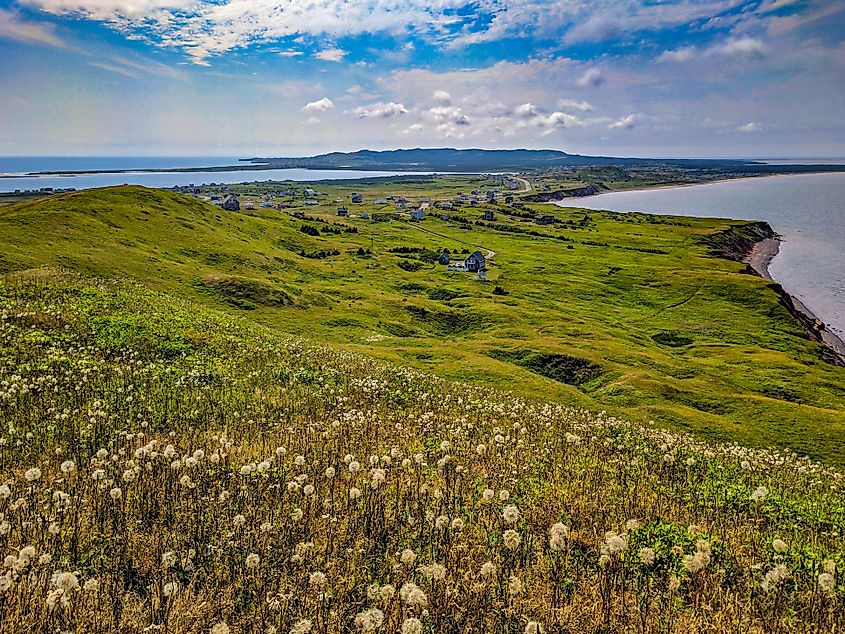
0, 156, 430, 191
556, 172, 845, 341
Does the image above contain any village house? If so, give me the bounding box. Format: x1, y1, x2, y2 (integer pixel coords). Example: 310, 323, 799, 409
437, 201, 454, 209
409, 209, 425, 221
359, 212, 370, 219
482, 210, 495, 221
221, 194, 240, 211
303, 188, 317, 197
534, 214, 556, 225
337, 206, 349, 216
464, 251, 486, 272
437, 251, 451, 265
243, 202, 255, 210
351, 193, 363, 203
374, 198, 388, 205
304, 200, 319, 206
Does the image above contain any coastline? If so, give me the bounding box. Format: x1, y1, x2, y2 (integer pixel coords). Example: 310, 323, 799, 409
743, 237, 845, 364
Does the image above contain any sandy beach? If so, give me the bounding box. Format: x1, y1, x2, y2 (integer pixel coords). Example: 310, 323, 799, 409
744, 238, 845, 360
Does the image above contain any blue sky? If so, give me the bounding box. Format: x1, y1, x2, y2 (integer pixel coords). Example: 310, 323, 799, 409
0, 0, 843, 157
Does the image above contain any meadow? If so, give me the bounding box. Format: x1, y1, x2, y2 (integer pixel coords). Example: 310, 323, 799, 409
0, 271, 842, 633
1, 181, 843, 465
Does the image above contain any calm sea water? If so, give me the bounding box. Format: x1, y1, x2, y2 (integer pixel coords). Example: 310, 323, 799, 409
0, 156, 430, 191
556, 173, 845, 339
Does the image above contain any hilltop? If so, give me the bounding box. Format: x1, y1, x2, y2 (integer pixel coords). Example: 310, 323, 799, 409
1, 183, 844, 465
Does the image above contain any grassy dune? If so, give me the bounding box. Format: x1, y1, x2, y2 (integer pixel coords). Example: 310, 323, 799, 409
0, 272, 842, 633
1, 185, 843, 465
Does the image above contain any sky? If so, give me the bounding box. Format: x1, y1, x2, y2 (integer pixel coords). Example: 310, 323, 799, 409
0, 0, 843, 158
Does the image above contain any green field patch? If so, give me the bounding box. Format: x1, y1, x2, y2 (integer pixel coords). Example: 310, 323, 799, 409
195, 274, 292, 310
490, 348, 603, 386
405, 305, 489, 336
652, 331, 695, 347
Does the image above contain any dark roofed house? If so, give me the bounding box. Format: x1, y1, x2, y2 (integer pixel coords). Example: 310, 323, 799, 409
221, 194, 240, 211
437, 251, 451, 265
534, 214, 556, 225
337, 206, 349, 216
351, 193, 363, 203
464, 250, 486, 273
482, 210, 495, 221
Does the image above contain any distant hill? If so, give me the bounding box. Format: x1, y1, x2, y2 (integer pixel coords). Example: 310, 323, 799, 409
245, 147, 764, 172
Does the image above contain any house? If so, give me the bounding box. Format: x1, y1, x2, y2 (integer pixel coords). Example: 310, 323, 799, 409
464, 251, 486, 272
337, 206, 349, 216
304, 188, 317, 197
305, 200, 319, 206
359, 212, 370, 219
440, 214, 451, 221
351, 193, 363, 203
437, 201, 453, 210
395, 201, 407, 210
374, 198, 388, 205
534, 214, 556, 225
244, 202, 255, 210
259, 201, 274, 208
504, 195, 514, 205
482, 210, 495, 221
409, 209, 425, 221
420, 197, 431, 203
221, 194, 240, 211
437, 251, 451, 265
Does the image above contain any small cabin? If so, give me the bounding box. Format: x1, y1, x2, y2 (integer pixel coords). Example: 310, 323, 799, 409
337, 206, 349, 216
437, 251, 451, 265
464, 251, 486, 273
409, 209, 425, 221
482, 210, 495, 221
535, 214, 556, 225
221, 194, 240, 211
351, 193, 363, 203
359, 212, 370, 219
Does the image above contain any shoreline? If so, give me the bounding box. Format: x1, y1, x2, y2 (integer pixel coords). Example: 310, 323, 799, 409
743, 238, 845, 364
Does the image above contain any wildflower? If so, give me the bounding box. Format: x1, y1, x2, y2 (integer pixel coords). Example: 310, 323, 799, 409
309, 571, 327, 589
83, 578, 99, 593
638, 547, 656, 566
246, 553, 260, 568
549, 522, 569, 551
371, 468, 386, 485
419, 562, 447, 581
60, 460, 76, 474
52, 571, 80, 592
435, 515, 449, 530
233, 514, 246, 528
668, 576, 681, 591
354, 607, 384, 632
502, 504, 520, 524
179, 475, 193, 488
818, 572, 835, 594
823, 559, 836, 575
401, 618, 423, 634
400, 549, 417, 566
325, 467, 336, 479
499, 489, 510, 502
482, 488, 495, 502
601, 532, 627, 556
210, 623, 230, 634
24, 467, 41, 482
451, 517, 464, 531
399, 582, 428, 610
508, 575, 523, 596
750, 486, 768, 503
772, 538, 788, 553
349, 487, 362, 500
289, 619, 312, 634
762, 564, 789, 592
349, 461, 361, 473
109, 487, 122, 501
480, 561, 496, 578
476, 444, 486, 455
525, 622, 543, 634
303, 484, 315, 496
503, 529, 521, 550
0, 484, 9, 499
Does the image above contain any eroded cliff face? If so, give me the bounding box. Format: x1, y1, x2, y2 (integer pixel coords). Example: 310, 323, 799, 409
700, 221, 778, 262
521, 183, 604, 202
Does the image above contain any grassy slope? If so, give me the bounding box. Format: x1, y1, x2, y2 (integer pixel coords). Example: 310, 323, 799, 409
1, 184, 844, 464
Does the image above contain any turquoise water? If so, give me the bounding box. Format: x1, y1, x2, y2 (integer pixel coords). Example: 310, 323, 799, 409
556, 173, 845, 340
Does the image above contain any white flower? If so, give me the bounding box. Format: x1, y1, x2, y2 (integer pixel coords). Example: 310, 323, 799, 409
290, 619, 312, 634
246, 553, 260, 568
163, 580, 180, 597
508, 575, 523, 596
354, 607, 384, 632
772, 539, 788, 553
399, 582, 428, 610
24, 467, 41, 482
502, 504, 520, 524
349, 487, 362, 500
400, 549, 417, 567
480, 561, 496, 578
549, 522, 569, 551
401, 617, 423, 634
750, 486, 768, 503
109, 487, 122, 501
233, 514, 246, 528
210, 622, 230, 634
482, 488, 494, 502
525, 622, 543, 634
818, 572, 835, 594
503, 529, 521, 550
83, 578, 99, 593
0, 484, 9, 499
639, 547, 656, 566
602, 532, 627, 556
60, 460, 76, 474
325, 467, 336, 479
52, 571, 80, 592
161, 551, 177, 569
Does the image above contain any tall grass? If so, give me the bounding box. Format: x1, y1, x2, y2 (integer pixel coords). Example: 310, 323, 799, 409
0, 272, 842, 633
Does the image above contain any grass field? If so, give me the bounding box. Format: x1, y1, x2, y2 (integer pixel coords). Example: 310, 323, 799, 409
1, 182, 843, 465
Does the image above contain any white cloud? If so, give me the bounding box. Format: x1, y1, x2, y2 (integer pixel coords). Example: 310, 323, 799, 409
0, 8, 66, 48
278, 49, 303, 57
659, 37, 768, 63
306, 116, 321, 125
352, 102, 408, 119
302, 97, 334, 112
608, 114, 637, 130
557, 98, 593, 112
738, 121, 761, 132
315, 47, 345, 62
576, 68, 604, 88
433, 90, 452, 105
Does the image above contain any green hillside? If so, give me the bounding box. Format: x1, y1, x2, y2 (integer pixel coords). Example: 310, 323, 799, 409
2, 184, 844, 464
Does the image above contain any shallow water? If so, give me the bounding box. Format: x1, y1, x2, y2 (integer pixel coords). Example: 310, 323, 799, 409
556, 173, 845, 340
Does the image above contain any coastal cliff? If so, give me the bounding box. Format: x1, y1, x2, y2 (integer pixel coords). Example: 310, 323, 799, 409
521, 183, 605, 202
704, 222, 845, 366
